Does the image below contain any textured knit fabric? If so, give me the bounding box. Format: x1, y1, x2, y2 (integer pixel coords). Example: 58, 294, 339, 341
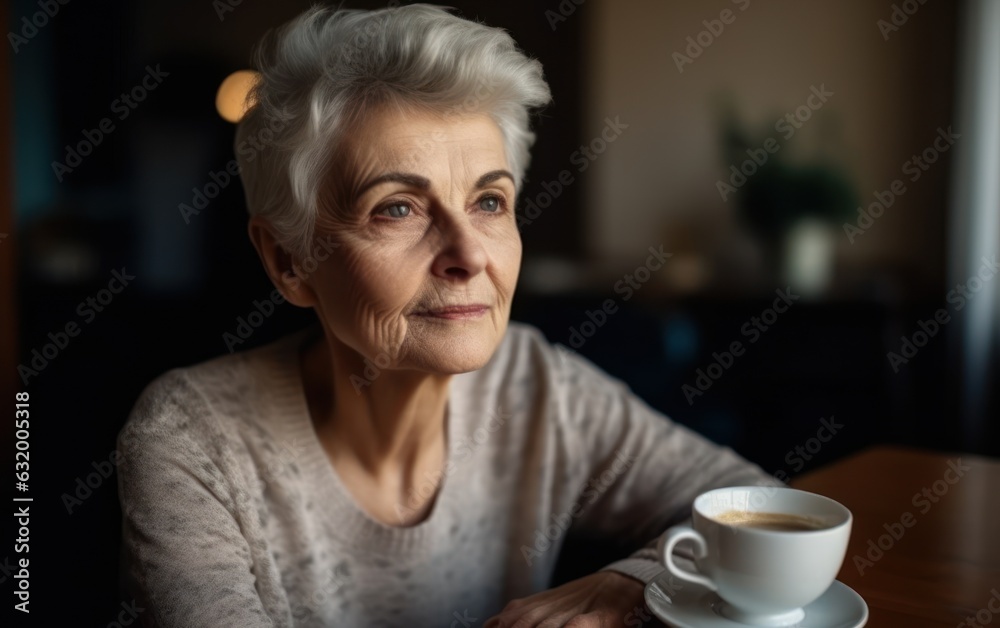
117, 322, 771, 627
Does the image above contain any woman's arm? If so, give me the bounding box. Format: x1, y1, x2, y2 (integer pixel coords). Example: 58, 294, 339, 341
552, 344, 777, 584
117, 374, 281, 628
486, 342, 776, 627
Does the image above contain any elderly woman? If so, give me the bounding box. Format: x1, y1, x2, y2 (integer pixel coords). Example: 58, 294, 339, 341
117, 4, 771, 627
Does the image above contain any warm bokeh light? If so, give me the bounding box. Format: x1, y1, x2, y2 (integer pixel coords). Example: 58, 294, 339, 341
215, 70, 259, 123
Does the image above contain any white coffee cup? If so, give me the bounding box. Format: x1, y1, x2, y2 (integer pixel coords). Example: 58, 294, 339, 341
657, 486, 852, 626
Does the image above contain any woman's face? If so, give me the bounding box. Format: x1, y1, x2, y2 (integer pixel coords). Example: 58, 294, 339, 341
301, 106, 522, 374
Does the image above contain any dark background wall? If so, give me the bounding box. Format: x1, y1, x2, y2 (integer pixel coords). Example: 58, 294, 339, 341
3, 0, 993, 625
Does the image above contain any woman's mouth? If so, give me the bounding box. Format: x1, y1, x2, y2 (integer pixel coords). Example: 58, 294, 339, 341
411, 304, 490, 320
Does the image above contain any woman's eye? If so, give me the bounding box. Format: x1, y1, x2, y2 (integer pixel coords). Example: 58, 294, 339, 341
379, 203, 411, 218
478, 195, 502, 212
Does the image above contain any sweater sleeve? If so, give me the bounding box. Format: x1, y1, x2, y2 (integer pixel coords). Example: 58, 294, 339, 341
117, 372, 279, 628
550, 345, 778, 585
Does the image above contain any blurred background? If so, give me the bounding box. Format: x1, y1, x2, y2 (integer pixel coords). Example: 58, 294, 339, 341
2, 0, 998, 623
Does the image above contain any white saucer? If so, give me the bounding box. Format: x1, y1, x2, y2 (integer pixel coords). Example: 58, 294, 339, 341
644, 571, 868, 628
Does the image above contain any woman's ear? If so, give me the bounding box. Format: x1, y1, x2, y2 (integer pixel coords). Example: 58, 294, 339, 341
247, 215, 318, 308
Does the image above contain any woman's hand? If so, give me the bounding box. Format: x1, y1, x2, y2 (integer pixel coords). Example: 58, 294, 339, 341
484, 571, 649, 627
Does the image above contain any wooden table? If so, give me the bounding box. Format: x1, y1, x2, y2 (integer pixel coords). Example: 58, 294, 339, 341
790, 446, 1000, 627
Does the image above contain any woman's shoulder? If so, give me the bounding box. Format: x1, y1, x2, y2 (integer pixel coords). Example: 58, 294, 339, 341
119, 328, 308, 445
493, 322, 618, 382
499, 320, 548, 350
467, 321, 608, 394
488, 321, 557, 373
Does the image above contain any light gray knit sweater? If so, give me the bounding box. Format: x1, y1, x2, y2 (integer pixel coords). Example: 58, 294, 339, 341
117, 322, 769, 627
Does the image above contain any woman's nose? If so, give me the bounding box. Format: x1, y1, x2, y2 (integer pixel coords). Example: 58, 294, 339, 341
430, 213, 488, 281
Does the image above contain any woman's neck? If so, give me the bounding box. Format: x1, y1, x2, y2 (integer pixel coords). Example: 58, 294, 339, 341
300, 327, 451, 478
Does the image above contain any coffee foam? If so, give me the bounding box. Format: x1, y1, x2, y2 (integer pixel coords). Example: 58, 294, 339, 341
711, 510, 827, 530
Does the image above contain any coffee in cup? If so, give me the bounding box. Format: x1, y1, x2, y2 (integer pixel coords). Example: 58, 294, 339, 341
711, 510, 826, 531
657, 486, 852, 626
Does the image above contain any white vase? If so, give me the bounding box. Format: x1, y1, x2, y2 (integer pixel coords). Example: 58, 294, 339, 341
782, 218, 836, 298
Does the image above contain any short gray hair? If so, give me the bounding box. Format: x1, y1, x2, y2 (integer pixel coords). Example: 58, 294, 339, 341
235, 3, 553, 258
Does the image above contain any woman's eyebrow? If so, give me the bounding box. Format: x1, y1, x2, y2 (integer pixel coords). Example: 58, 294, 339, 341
355, 169, 515, 200
475, 169, 515, 189
356, 172, 431, 198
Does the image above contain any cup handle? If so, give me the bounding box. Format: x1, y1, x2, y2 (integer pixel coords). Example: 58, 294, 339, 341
657, 526, 717, 592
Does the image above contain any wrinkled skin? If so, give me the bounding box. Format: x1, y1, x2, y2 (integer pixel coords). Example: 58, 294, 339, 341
248, 105, 646, 625
484, 572, 648, 628
299, 106, 523, 374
